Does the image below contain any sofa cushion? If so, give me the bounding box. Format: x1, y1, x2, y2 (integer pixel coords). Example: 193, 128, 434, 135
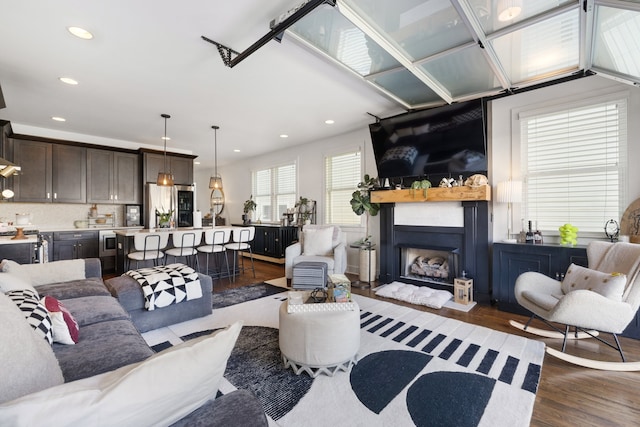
0, 272, 38, 297
0, 322, 243, 427
1, 259, 86, 286
170, 389, 268, 427
561, 263, 627, 301
61, 295, 130, 327
53, 318, 154, 382
41, 296, 79, 345
35, 278, 110, 300
0, 292, 63, 404
6, 289, 53, 344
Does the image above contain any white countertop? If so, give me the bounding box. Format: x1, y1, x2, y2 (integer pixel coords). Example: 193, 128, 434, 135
114, 227, 210, 237
0, 235, 38, 245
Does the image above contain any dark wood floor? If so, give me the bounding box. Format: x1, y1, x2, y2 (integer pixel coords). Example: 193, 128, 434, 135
211, 259, 640, 427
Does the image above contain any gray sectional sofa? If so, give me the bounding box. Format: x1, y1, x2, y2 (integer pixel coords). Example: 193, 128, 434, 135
0, 258, 268, 426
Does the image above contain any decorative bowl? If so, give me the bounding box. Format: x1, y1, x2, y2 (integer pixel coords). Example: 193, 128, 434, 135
74, 220, 88, 228
95, 217, 107, 224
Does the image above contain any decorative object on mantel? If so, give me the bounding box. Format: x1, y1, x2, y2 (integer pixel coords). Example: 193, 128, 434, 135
242, 195, 257, 225
410, 179, 431, 198
464, 173, 488, 187
156, 113, 174, 187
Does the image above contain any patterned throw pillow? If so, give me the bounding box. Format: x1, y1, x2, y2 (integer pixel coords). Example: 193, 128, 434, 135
41, 296, 79, 345
6, 289, 53, 344
561, 263, 627, 301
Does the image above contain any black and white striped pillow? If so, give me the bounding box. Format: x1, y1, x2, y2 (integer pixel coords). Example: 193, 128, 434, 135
6, 289, 53, 344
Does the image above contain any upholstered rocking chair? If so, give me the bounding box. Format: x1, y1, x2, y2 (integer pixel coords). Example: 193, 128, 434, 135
512, 241, 640, 370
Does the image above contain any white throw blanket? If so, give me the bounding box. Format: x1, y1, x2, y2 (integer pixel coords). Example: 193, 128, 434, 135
126, 263, 202, 310
375, 281, 453, 309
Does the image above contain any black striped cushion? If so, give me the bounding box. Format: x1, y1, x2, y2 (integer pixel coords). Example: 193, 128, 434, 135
6, 289, 53, 344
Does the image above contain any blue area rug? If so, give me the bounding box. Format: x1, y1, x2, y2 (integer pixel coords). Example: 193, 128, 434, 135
144, 291, 544, 426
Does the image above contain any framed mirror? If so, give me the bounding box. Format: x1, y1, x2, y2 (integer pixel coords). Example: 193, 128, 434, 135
210, 188, 225, 217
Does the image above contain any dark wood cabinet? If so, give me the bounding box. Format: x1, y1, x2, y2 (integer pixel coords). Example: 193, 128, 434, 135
11, 139, 52, 202
11, 139, 86, 203
250, 225, 298, 259
0, 242, 37, 264
142, 151, 194, 185
87, 149, 140, 204
52, 144, 86, 203
53, 231, 99, 261
492, 242, 588, 316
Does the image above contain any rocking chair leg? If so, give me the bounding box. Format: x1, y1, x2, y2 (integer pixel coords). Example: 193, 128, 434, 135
613, 334, 626, 362
562, 325, 570, 353
523, 314, 536, 330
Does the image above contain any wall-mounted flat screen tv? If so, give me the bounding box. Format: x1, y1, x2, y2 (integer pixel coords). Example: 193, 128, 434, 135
370, 98, 487, 182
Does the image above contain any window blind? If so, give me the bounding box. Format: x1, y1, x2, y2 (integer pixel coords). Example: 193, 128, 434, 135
325, 151, 361, 225
252, 162, 296, 222
520, 97, 627, 234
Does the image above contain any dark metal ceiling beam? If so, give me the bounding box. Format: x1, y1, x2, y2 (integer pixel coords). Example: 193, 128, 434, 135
202, 0, 336, 68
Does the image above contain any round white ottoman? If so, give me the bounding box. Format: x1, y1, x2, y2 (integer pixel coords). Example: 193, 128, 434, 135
278, 300, 360, 377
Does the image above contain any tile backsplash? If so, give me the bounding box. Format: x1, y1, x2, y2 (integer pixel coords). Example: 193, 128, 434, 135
0, 203, 125, 229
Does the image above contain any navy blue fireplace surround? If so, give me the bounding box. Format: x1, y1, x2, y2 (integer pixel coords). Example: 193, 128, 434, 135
378, 202, 491, 303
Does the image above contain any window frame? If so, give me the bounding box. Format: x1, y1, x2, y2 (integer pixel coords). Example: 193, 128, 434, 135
324, 149, 363, 227
251, 161, 297, 223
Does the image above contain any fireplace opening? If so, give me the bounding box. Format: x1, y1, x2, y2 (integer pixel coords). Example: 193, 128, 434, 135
400, 246, 459, 286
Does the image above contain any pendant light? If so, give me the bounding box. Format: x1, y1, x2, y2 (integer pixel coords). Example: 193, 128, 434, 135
157, 113, 174, 186
208, 125, 223, 190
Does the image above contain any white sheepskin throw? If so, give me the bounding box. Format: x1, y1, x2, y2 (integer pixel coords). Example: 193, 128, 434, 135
375, 281, 453, 309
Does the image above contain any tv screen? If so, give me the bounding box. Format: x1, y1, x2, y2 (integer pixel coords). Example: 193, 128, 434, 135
370, 99, 487, 182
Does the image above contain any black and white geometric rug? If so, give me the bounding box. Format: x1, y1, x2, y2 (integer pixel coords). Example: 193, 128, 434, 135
142, 290, 545, 427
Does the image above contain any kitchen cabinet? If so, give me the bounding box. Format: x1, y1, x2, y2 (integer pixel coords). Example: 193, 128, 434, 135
492, 242, 588, 316
0, 242, 36, 264
53, 231, 99, 261
250, 225, 298, 259
87, 149, 141, 204
11, 139, 86, 203
142, 151, 195, 185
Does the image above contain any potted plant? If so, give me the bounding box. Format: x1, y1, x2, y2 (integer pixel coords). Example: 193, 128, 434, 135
350, 174, 380, 282
243, 195, 257, 225
155, 209, 174, 228
295, 196, 313, 225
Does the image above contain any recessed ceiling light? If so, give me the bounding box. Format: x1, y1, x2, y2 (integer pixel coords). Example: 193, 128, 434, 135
234, 149, 241, 153
325, 119, 335, 124
280, 134, 289, 138
51, 116, 66, 122
161, 136, 171, 141
59, 77, 78, 85
194, 161, 201, 165
67, 26, 93, 40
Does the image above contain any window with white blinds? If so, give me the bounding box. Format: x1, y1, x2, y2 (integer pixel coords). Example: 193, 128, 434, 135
325, 151, 361, 225
519, 96, 627, 234
252, 163, 297, 222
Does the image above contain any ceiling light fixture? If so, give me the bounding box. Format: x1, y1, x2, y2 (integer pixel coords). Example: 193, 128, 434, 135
59, 77, 78, 85
325, 119, 335, 124
497, 0, 522, 22
67, 26, 94, 40
234, 149, 241, 153
209, 125, 223, 190
0, 158, 21, 178
51, 116, 66, 122
280, 134, 289, 138
156, 113, 174, 186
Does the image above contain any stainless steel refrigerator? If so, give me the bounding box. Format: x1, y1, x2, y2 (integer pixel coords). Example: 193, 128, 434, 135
145, 184, 195, 229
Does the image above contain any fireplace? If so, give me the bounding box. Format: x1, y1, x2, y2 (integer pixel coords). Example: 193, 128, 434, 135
378, 201, 491, 302
401, 246, 459, 286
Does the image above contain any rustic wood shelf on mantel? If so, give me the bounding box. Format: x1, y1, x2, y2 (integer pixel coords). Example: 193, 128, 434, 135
371, 185, 491, 203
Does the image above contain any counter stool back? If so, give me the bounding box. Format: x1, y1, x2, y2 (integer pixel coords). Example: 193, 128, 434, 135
197, 228, 232, 280
127, 232, 169, 270
165, 230, 201, 270
224, 226, 256, 281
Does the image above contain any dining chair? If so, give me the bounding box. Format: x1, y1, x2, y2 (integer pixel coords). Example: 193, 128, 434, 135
224, 226, 256, 281
165, 230, 201, 270
197, 228, 232, 280
126, 232, 170, 270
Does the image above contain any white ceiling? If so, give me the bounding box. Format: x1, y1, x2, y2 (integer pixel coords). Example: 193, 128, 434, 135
1, 0, 639, 174
0, 0, 401, 172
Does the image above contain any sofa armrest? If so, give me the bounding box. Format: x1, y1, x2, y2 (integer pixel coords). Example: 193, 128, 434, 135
333, 241, 347, 275
285, 242, 302, 279
84, 258, 102, 278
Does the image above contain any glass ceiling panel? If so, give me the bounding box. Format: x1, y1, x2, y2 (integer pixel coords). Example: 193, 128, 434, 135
419, 44, 502, 97
342, 0, 474, 61
369, 68, 441, 105
290, 4, 400, 76
592, 5, 640, 80
491, 8, 579, 84
466, 0, 578, 34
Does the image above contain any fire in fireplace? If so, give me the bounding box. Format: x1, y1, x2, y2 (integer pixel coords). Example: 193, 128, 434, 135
401, 247, 459, 286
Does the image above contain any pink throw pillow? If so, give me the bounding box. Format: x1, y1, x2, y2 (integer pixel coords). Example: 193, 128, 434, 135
41, 296, 79, 345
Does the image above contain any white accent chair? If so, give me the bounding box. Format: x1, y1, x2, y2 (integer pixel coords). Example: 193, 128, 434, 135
224, 226, 256, 281
514, 241, 640, 361
285, 225, 347, 280
165, 230, 201, 270
126, 232, 170, 270
197, 227, 232, 280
